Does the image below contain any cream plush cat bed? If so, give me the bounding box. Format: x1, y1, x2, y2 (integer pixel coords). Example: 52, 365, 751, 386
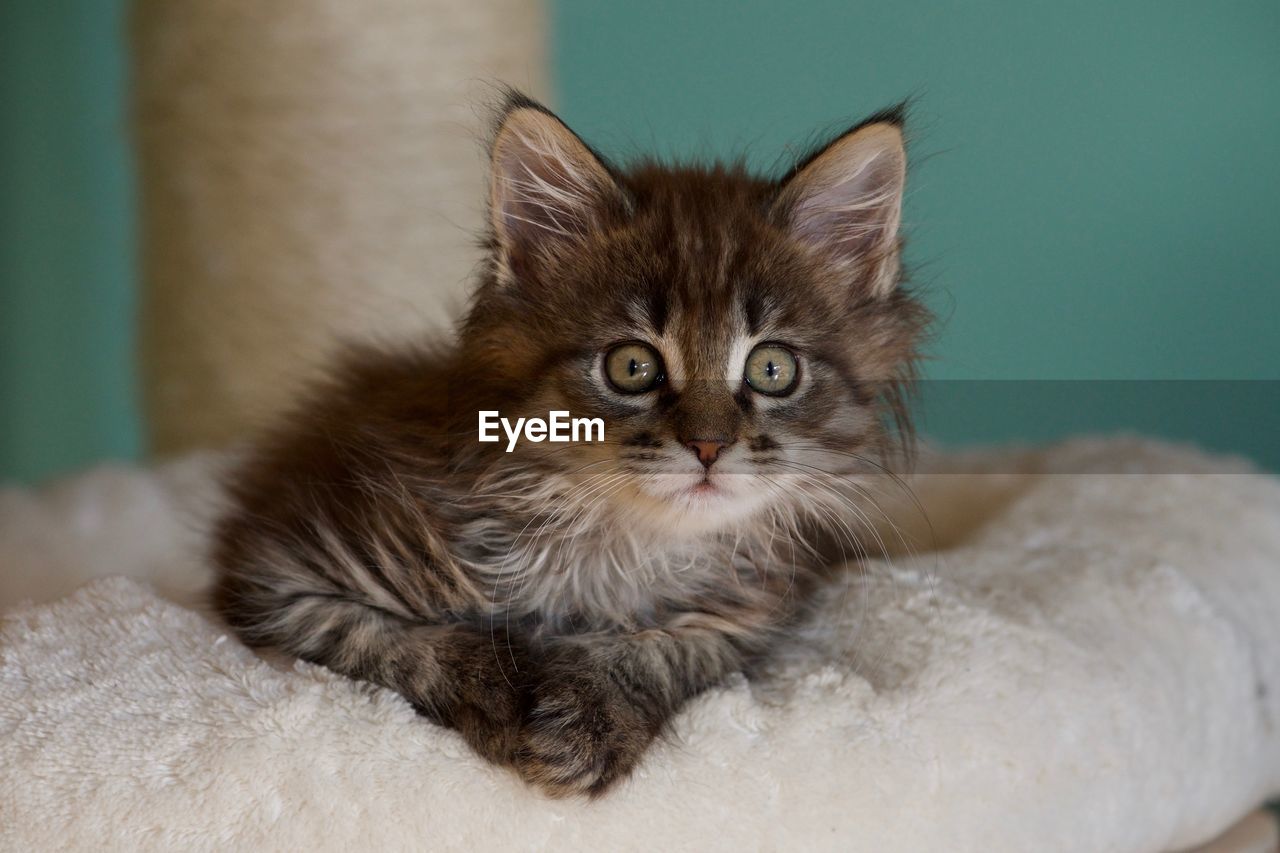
2, 437, 1278, 852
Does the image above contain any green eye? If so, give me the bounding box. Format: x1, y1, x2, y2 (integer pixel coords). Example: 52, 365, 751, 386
605, 342, 664, 394
744, 344, 799, 397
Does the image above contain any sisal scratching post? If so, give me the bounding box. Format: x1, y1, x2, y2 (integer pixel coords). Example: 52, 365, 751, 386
133, 0, 547, 455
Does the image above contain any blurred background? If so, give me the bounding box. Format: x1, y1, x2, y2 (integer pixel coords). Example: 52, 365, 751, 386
2, 0, 1278, 484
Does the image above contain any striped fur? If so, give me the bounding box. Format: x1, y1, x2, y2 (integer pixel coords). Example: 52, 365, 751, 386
213, 92, 927, 798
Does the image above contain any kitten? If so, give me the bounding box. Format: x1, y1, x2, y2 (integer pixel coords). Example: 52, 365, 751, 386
212, 91, 927, 797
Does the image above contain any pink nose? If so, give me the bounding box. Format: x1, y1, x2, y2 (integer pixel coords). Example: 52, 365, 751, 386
686, 439, 729, 468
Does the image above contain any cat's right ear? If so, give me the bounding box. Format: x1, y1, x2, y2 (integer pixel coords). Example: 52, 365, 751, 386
488, 96, 625, 276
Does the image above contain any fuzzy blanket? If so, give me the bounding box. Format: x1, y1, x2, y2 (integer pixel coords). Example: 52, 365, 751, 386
2, 438, 1278, 852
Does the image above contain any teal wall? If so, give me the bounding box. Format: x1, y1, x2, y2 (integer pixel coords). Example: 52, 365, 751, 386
554, 1, 1280, 467
1, 2, 1278, 483
0, 0, 139, 484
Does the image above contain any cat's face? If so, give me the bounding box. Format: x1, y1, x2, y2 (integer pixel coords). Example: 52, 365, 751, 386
461, 98, 925, 537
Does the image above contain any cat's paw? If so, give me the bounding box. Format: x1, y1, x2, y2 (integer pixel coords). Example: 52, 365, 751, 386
425, 628, 532, 767
514, 666, 659, 798
447, 681, 525, 767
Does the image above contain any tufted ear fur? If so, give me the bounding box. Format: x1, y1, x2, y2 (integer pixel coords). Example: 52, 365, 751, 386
773, 114, 907, 297
489, 97, 625, 277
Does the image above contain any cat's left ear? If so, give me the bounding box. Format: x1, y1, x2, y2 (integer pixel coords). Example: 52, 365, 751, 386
772, 114, 907, 297
488, 96, 625, 275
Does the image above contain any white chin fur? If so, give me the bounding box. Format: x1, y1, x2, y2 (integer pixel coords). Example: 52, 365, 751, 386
633, 471, 769, 534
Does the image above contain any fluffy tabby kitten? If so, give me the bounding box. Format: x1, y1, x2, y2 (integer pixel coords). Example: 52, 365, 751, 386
213, 92, 927, 797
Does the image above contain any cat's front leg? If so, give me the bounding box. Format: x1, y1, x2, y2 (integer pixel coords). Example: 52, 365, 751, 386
217, 573, 532, 766
419, 623, 535, 766
515, 615, 769, 798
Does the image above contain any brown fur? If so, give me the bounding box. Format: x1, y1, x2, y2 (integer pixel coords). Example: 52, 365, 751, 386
213, 91, 928, 797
